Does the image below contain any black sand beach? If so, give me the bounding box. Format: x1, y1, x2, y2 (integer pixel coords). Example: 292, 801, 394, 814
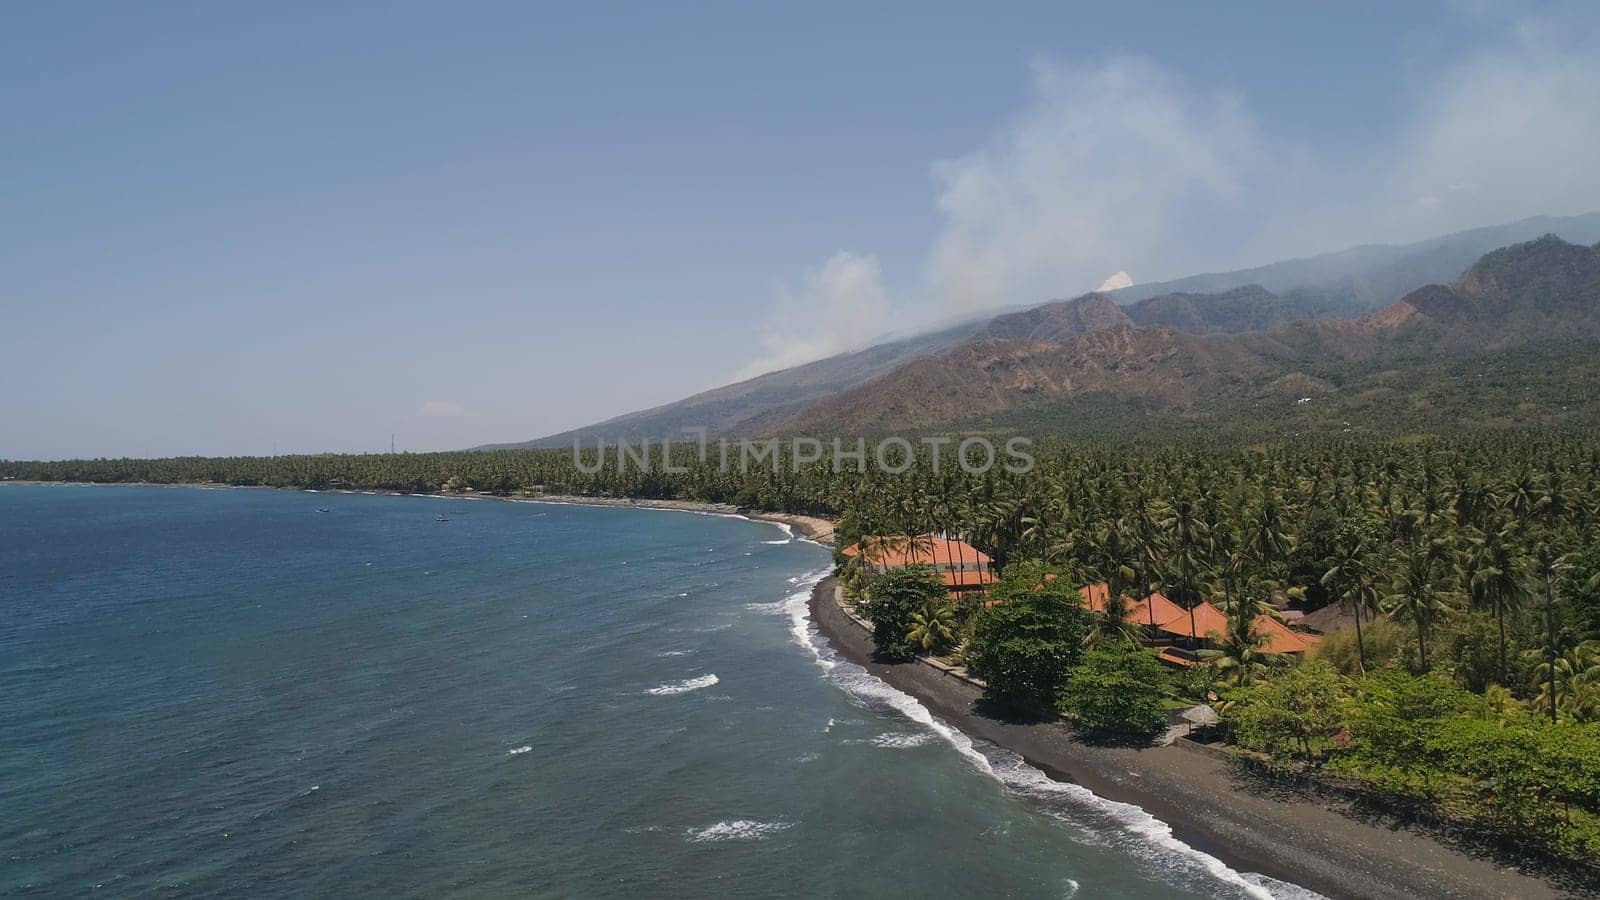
808, 576, 1590, 900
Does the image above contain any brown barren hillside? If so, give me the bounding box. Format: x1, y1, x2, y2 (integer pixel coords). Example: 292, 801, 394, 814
770, 237, 1600, 435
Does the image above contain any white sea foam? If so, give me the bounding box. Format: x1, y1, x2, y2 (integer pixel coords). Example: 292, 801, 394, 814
763, 523, 795, 544
508, 745, 532, 756
777, 567, 1322, 900
867, 732, 935, 749
658, 649, 695, 657
686, 819, 793, 842
647, 674, 719, 696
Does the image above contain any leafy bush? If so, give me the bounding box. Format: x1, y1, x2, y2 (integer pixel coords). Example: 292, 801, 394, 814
1225, 661, 1347, 759
1442, 612, 1527, 693
967, 564, 1090, 708
1059, 648, 1168, 736
1338, 669, 1477, 795
859, 566, 947, 660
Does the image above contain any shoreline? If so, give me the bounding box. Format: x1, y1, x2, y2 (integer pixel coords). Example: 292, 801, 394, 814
807, 575, 1582, 900
513, 493, 835, 545
1, 481, 836, 546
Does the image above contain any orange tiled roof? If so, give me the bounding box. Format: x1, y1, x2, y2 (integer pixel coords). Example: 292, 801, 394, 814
1252, 614, 1321, 654
1130, 591, 1191, 630
842, 535, 992, 568
941, 569, 998, 588
1079, 582, 1110, 608
1153, 600, 1230, 640
1077, 582, 1320, 654
1079, 583, 1202, 632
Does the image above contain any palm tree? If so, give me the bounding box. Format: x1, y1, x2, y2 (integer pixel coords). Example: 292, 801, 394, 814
1383, 540, 1456, 673
1161, 499, 1209, 650
1094, 515, 1158, 627
1244, 492, 1292, 586
1464, 526, 1529, 686
1198, 606, 1270, 687
1531, 541, 1570, 723
1529, 641, 1600, 722
905, 600, 957, 654
1321, 533, 1381, 672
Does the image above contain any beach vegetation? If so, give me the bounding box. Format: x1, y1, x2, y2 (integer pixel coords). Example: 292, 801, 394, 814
19, 430, 1600, 864
1308, 616, 1403, 676
905, 600, 958, 655
859, 566, 946, 660
1058, 647, 1168, 737
966, 563, 1090, 709
1224, 661, 1347, 759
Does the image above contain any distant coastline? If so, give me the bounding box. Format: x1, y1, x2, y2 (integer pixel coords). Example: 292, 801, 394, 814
806, 575, 1580, 900
510, 493, 835, 545
0, 480, 836, 545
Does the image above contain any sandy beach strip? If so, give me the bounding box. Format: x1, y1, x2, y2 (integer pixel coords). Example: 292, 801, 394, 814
807, 575, 1587, 900
519, 493, 835, 544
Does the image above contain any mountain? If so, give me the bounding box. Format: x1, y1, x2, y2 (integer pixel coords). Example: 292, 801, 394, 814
1376, 234, 1600, 347
772, 237, 1600, 436
1125, 285, 1298, 333
975, 292, 1131, 341
1107, 212, 1600, 314
489, 214, 1600, 447
479, 316, 990, 449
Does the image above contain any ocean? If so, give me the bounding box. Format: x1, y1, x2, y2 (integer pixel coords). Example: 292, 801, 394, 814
0, 485, 1308, 897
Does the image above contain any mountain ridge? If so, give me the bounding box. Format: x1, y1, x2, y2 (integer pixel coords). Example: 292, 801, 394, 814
484, 213, 1600, 448
770, 236, 1600, 436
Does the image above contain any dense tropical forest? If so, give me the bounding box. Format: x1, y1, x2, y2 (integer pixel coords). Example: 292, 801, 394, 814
9, 430, 1600, 863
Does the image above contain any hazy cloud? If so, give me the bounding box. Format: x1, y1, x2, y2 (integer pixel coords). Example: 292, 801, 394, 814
732, 3, 1600, 378
731, 252, 893, 381
922, 11, 1600, 312
1382, 33, 1600, 237
927, 56, 1274, 312
418, 400, 467, 418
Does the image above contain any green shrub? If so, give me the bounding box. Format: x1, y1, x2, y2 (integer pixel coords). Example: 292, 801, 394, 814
860, 566, 947, 660
967, 563, 1090, 707
1226, 661, 1347, 759
1059, 648, 1168, 736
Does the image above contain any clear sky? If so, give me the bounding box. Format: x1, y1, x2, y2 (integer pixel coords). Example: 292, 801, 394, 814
5, 1, 1599, 459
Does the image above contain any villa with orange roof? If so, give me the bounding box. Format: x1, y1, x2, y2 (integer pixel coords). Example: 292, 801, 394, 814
1078, 582, 1321, 667
841, 535, 997, 600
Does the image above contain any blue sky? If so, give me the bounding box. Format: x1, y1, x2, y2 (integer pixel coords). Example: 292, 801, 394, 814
4, 1, 1599, 458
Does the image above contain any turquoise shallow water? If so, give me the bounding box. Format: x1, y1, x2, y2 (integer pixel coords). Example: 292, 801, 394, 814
1, 485, 1306, 898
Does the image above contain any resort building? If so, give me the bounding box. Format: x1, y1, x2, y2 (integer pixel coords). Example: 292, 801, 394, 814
1078, 581, 1321, 667
840, 535, 997, 600
841, 542, 1319, 666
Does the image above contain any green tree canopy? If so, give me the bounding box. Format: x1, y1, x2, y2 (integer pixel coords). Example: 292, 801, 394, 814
967, 563, 1090, 708
860, 566, 947, 660
1059, 647, 1168, 737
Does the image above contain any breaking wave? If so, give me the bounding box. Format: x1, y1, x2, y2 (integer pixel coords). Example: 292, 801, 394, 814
687, 819, 793, 842
646, 674, 719, 696
778, 568, 1323, 900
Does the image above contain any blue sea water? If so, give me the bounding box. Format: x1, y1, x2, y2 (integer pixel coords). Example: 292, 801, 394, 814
1, 485, 1306, 897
